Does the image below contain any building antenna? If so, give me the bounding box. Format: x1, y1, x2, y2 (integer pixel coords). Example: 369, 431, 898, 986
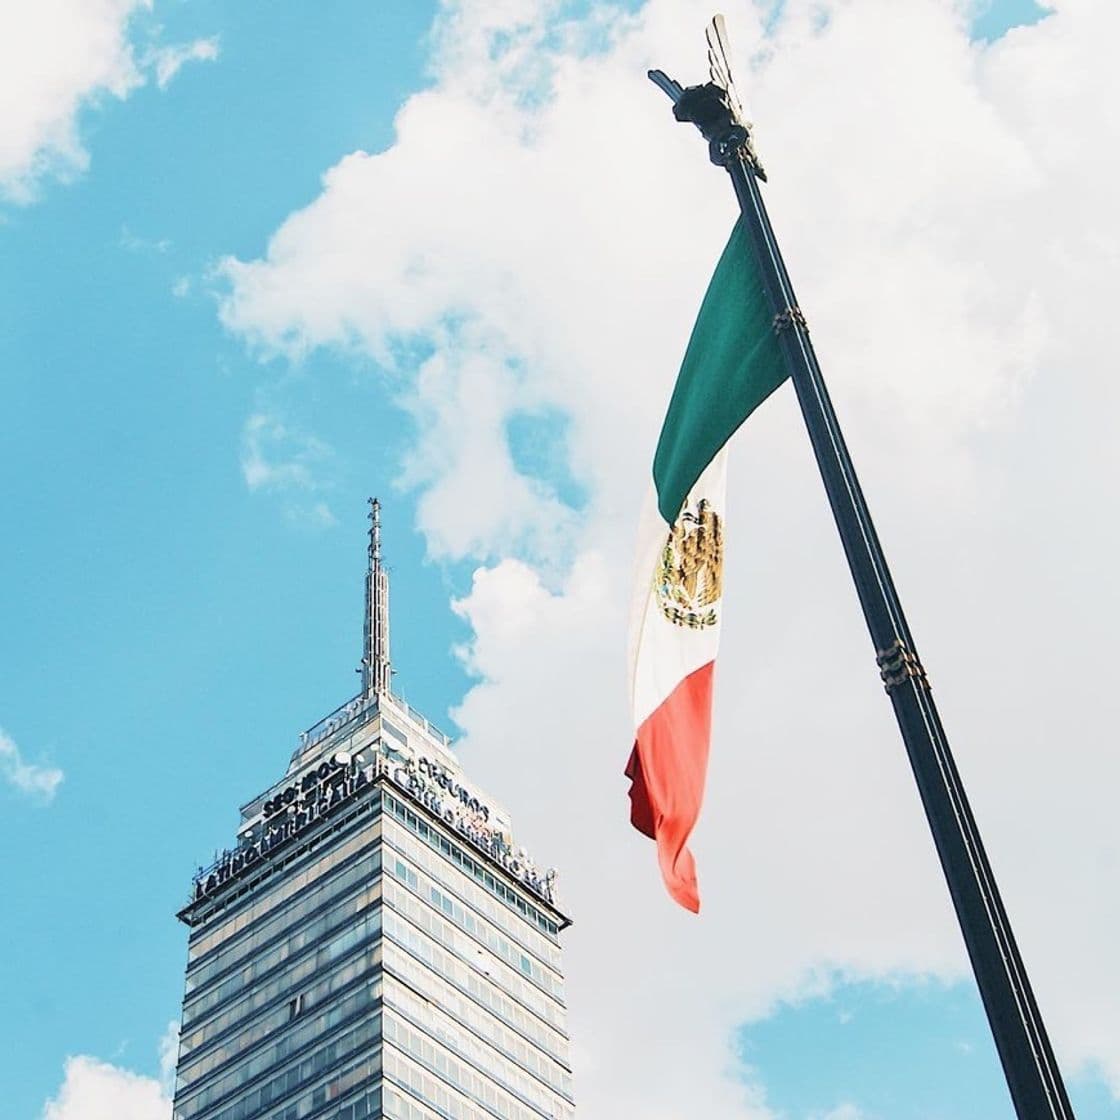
361, 497, 392, 698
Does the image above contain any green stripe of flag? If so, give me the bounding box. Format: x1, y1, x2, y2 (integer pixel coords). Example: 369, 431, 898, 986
652, 218, 790, 524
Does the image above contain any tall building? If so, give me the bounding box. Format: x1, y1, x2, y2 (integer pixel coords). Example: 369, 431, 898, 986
171, 500, 575, 1120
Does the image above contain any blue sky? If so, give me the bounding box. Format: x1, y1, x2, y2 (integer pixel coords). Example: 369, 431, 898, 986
0, 4, 455, 1115
3, 2, 1117, 1119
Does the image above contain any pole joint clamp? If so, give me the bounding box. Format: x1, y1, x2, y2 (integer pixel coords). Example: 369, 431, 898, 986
773, 306, 808, 335
876, 639, 930, 693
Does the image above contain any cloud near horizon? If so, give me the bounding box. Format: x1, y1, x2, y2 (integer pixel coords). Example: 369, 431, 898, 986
39, 1022, 177, 1120
212, 0, 1120, 1115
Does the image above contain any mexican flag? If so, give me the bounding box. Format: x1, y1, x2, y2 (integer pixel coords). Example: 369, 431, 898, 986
627, 218, 790, 912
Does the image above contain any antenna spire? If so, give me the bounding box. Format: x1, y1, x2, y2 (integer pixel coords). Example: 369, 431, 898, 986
361, 497, 391, 698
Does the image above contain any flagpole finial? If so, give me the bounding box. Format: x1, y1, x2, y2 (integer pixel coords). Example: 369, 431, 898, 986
360, 497, 391, 698
649, 16, 767, 178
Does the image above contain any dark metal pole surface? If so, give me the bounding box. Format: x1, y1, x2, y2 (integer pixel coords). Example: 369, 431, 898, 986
663, 78, 1074, 1120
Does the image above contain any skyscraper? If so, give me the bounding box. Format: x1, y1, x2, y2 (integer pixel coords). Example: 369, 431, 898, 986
171, 500, 575, 1120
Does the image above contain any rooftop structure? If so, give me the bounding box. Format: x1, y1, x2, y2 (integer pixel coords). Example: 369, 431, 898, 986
171, 502, 574, 1120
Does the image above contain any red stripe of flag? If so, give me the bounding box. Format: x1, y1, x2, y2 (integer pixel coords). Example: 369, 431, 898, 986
626, 661, 714, 913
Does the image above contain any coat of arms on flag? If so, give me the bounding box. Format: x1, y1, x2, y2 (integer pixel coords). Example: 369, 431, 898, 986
655, 496, 724, 630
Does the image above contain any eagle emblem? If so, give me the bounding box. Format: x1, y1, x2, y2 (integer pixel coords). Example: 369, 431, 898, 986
655, 496, 724, 629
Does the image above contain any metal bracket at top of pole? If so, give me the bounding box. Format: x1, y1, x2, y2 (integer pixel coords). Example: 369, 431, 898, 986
651, 14, 768, 176
650, 71, 767, 177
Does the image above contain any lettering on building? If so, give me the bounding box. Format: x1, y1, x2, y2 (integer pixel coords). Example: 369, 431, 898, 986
192, 743, 557, 907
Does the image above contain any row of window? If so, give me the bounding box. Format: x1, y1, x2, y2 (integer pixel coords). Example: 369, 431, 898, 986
385, 840, 562, 994
273, 1083, 381, 1120
385, 824, 562, 971
179, 986, 379, 1112
388, 850, 561, 997
383, 962, 571, 1097
385, 880, 564, 1029
177, 972, 378, 1096
383, 1050, 499, 1120
384, 1047, 573, 1120
386, 985, 571, 1116
382, 912, 568, 1062
186, 848, 382, 998
382, 1083, 441, 1120
189, 822, 382, 963
180, 929, 380, 1062
177, 1015, 381, 1120
383, 793, 561, 937
386, 1013, 560, 1120
184, 897, 381, 1029
204, 1059, 380, 1120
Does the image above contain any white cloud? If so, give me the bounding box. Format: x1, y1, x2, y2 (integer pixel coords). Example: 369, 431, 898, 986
220, 0, 1120, 1113
291, 500, 339, 530
41, 1056, 170, 1120
39, 1021, 177, 1120
120, 224, 171, 253
146, 36, 219, 90
0, 3, 218, 202
0, 727, 63, 804
240, 411, 324, 493
0, 0, 147, 200
157, 1021, 179, 1097
813, 1107, 865, 1120
240, 411, 337, 527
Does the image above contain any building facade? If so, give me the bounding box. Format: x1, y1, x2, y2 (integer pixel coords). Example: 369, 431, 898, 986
171, 501, 574, 1120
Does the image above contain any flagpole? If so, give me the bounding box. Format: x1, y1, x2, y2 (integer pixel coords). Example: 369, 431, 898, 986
651, 73, 1076, 1120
